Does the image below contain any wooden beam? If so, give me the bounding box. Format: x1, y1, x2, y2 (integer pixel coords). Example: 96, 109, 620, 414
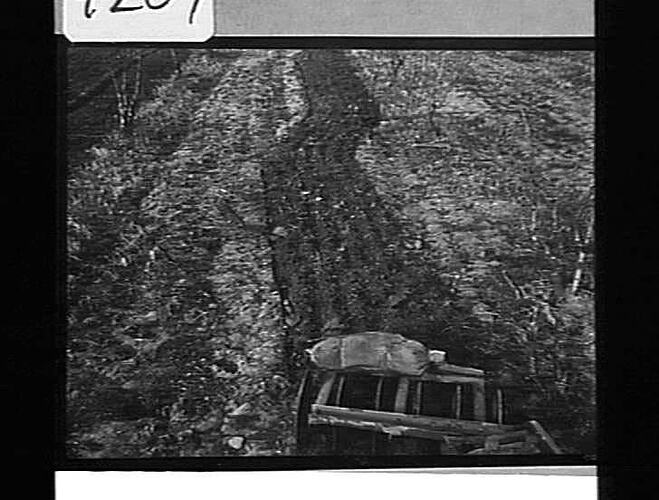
334, 374, 346, 405
445, 430, 534, 451
432, 363, 485, 377
419, 373, 484, 385
394, 377, 409, 413
486, 430, 533, 450
294, 369, 311, 415
374, 377, 384, 411
308, 371, 482, 385
473, 381, 486, 421
294, 369, 313, 453
413, 381, 423, 415
454, 385, 462, 420
444, 434, 490, 446
308, 412, 451, 443
495, 430, 534, 446
466, 441, 540, 455
330, 374, 345, 454
310, 404, 520, 436
371, 376, 384, 453
526, 420, 562, 454
315, 373, 336, 405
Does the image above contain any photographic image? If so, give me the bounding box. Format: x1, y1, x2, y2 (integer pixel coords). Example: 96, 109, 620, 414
65, 48, 595, 459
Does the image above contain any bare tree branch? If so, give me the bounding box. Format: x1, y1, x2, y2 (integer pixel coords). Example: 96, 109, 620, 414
501, 270, 525, 300
217, 198, 271, 236
67, 49, 158, 114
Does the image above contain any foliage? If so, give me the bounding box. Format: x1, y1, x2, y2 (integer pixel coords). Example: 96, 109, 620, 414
67, 49, 595, 457
354, 50, 595, 453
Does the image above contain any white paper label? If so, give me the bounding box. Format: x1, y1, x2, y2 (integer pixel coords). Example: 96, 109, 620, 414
63, 0, 214, 42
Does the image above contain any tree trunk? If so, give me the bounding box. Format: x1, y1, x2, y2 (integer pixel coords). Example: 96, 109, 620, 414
570, 213, 594, 295
112, 51, 143, 130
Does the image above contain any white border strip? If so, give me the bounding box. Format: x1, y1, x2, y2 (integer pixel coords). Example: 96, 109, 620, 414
57, 470, 597, 500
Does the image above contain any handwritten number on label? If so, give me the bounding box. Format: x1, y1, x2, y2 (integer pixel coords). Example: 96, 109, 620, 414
110, 0, 144, 13
144, 0, 172, 9
84, 0, 97, 18
82, 0, 204, 25
188, 0, 201, 24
